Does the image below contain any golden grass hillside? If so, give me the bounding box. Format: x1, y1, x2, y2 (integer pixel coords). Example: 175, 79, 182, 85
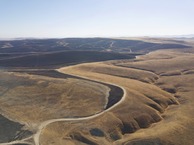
112, 49, 194, 145
1, 46, 193, 145
38, 51, 183, 145
0, 71, 109, 130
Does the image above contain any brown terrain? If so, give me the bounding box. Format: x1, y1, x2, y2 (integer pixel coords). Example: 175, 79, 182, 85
40, 48, 194, 145
0, 38, 193, 145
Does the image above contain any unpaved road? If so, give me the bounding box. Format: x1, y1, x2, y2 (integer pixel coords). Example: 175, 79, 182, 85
0, 68, 127, 145
33, 69, 127, 145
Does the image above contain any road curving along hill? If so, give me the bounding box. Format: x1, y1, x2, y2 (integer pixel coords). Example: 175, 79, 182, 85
0, 38, 193, 145
36, 60, 179, 145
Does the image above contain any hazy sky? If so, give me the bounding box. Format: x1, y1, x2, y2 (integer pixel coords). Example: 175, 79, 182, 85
0, 0, 194, 38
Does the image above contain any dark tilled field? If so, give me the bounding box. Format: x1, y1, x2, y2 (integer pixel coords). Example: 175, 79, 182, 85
0, 38, 189, 68
0, 38, 190, 53
0, 51, 136, 68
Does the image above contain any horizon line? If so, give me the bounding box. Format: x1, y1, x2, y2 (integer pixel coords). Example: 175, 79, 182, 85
0, 34, 194, 40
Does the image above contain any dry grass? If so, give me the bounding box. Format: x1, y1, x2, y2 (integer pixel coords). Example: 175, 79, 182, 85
115, 49, 194, 74
38, 48, 194, 145
39, 55, 180, 144
117, 74, 194, 145
1, 42, 194, 145
0, 71, 109, 129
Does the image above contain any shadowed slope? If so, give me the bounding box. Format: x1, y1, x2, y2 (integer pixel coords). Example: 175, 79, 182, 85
111, 49, 194, 145
0, 114, 32, 143
0, 51, 135, 68
38, 62, 178, 145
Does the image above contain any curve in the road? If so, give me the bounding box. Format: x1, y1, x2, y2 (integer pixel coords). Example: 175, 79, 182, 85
33, 69, 127, 145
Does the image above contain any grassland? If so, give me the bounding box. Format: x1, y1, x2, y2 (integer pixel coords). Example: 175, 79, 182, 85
0, 38, 193, 145
0, 70, 112, 144
38, 48, 194, 145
